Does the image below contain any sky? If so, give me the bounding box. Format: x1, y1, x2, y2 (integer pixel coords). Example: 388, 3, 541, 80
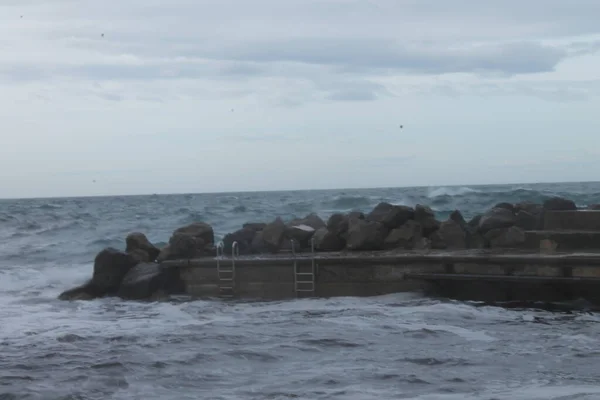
1, 0, 600, 198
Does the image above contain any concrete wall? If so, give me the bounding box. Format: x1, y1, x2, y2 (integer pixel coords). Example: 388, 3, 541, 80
164, 252, 600, 304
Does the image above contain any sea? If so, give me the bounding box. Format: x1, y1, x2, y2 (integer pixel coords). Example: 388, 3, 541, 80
2, 182, 600, 400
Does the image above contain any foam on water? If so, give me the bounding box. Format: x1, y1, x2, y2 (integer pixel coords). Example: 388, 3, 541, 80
2, 183, 600, 399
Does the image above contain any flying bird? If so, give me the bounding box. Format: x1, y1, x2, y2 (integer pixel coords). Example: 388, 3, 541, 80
399, 125, 403, 129
101, 33, 104, 38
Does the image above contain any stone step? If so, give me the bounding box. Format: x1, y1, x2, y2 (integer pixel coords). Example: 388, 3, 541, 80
544, 211, 600, 231
524, 230, 600, 252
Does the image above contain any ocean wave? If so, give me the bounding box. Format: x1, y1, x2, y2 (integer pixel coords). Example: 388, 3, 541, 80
327, 195, 373, 210
427, 186, 480, 198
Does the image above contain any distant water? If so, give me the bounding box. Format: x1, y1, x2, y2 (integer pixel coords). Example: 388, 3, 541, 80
2, 182, 600, 399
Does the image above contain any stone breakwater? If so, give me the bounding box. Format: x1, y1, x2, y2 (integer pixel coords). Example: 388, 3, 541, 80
58, 196, 598, 301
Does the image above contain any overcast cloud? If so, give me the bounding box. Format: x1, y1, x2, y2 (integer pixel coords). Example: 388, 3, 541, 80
1, 0, 599, 198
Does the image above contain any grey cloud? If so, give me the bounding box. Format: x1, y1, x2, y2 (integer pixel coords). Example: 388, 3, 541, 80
215, 39, 567, 75
327, 89, 378, 102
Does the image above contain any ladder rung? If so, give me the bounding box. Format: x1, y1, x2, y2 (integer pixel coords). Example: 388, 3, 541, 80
296, 289, 314, 292
219, 278, 233, 281
218, 269, 234, 273
296, 273, 314, 276
219, 286, 233, 290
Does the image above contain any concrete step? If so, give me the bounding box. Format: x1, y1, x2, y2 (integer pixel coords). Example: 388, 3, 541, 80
524, 230, 600, 251
544, 211, 600, 231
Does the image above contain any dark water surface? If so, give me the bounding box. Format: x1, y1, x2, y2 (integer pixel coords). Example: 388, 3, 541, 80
2, 183, 600, 399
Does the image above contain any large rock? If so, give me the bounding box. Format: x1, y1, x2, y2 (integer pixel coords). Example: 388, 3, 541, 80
223, 227, 256, 255
346, 218, 387, 251
435, 219, 467, 249
515, 210, 537, 231
174, 222, 215, 245
92, 248, 139, 294
414, 205, 440, 236
478, 207, 516, 234
543, 197, 576, 211
117, 263, 185, 300
58, 248, 139, 300
58, 281, 102, 301
262, 217, 286, 252
285, 213, 325, 245
384, 220, 423, 250
250, 230, 269, 253
485, 226, 526, 248
312, 227, 345, 252
366, 202, 415, 229
327, 213, 347, 235
167, 232, 201, 259
125, 232, 160, 262
515, 201, 543, 216
493, 202, 515, 213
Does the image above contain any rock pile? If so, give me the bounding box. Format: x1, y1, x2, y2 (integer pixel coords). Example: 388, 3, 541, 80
58, 195, 589, 301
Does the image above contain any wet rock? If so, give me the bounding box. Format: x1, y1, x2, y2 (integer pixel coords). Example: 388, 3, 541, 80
117, 263, 185, 300
415, 205, 440, 236
327, 213, 347, 235
285, 213, 325, 245
174, 222, 215, 245
468, 233, 486, 249
92, 248, 139, 294
168, 233, 201, 259
346, 218, 387, 251
223, 227, 256, 255
384, 220, 423, 250
485, 226, 526, 248
59, 248, 139, 300
515, 210, 537, 231
243, 222, 267, 231
468, 215, 482, 231
125, 232, 160, 262
543, 197, 576, 211
313, 227, 345, 252
478, 207, 517, 234
250, 230, 269, 254
366, 202, 415, 229
58, 281, 102, 301
415, 204, 435, 220
493, 202, 515, 213
515, 201, 543, 215
435, 219, 467, 249
262, 217, 286, 252
128, 248, 151, 263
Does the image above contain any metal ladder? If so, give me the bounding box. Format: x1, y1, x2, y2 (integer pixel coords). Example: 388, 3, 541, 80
216, 241, 238, 298
294, 238, 317, 297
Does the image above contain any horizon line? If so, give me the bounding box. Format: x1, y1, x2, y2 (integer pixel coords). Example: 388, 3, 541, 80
1, 179, 598, 202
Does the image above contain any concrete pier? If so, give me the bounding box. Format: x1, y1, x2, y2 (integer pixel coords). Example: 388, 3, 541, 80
162, 250, 600, 304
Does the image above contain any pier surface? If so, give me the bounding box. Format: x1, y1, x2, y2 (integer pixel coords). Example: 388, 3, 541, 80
162, 249, 600, 304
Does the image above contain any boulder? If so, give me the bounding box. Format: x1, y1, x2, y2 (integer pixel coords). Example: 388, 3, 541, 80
125, 232, 160, 262
366, 202, 415, 229
383, 220, 423, 250
414, 205, 440, 236
415, 204, 435, 220
543, 197, 576, 211
346, 218, 387, 251
327, 213, 347, 235
174, 222, 215, 245
128, 248, 151, 263
515, 210, 537, 231
312, 227, 345, 252
243, 222, 267, 231
515, 201, 543, 216
250, 230, 269, 254
493, 202, 515, 213
468, 215, 482, 231
58, 281, 102, 301
478, 207, 517, 234
223, 227, 256, 255
167, 232, 201, 259
485, 226, 526, 248
262, 217, 286, 252
58, 248, 139, 300
285, 213, 325, 245
117, 263, 185, 300
92, 248, 139, 294
435, 219, 467, 249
